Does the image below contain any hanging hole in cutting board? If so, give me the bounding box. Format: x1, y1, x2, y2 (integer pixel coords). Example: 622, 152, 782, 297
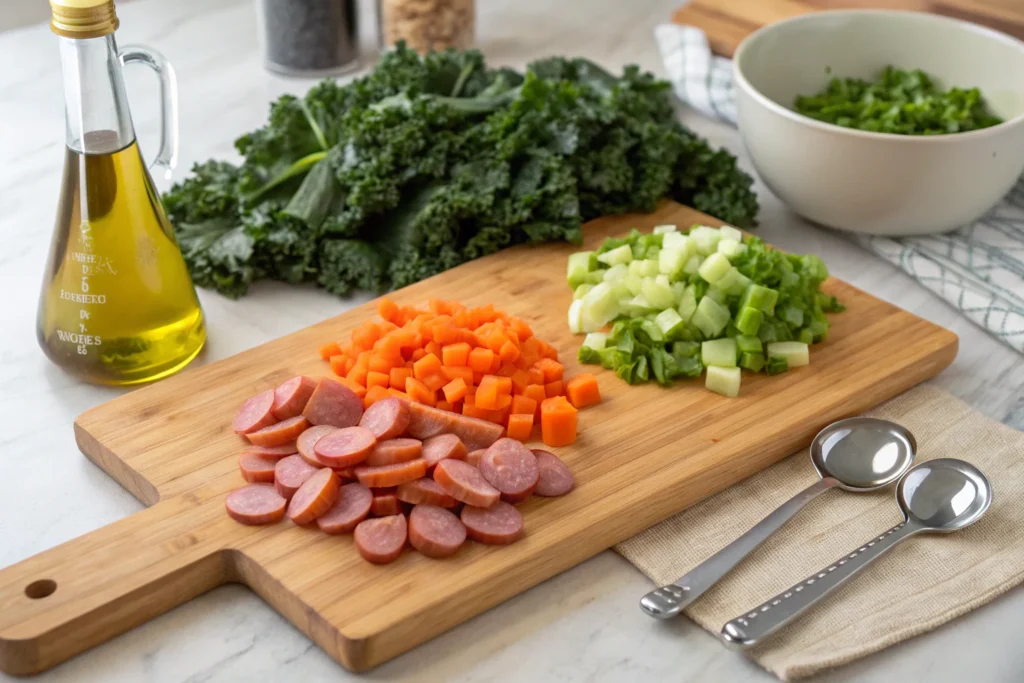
24, 579, 57, 599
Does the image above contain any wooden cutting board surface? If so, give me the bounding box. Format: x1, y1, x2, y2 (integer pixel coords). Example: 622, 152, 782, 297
673, 0, 1024, 57
0, 202, 957, 676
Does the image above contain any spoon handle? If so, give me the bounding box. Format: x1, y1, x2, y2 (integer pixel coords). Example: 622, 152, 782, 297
720, 519, 919, 648
640, 478, 837, 619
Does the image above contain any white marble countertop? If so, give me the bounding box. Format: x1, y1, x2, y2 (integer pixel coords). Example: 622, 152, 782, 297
2, 0, 1023, 681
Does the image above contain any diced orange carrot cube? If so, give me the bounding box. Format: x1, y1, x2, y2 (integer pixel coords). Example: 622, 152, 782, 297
510, 369, 531, 393
462, 402, 490, 420
319, 341, 342, 360
363, 385, 391, 409
436, 399, 455, 412
523, 384, 547, 411
496, 363, 518, 378
413, 352, 443, 381
329, 355, 347, 376
337, 376, 367, 398
498, 340, 520, 364
411, 348, 427, 362
441, 365, 474, 383
540, 396, 577, 447
389, 366, 413, 392
347, 365, 368, 387
565, 374, 601, 409
545, 380, 563, 398
424, 340, 442, 358
476, 375, 501, 410
406, 377, 436, 407
366, 371, 389, 390
368, 354, 394, 374
377, 298, 399, 322
506, 413, 534, 442
468, 347, 495, 372
535, 358, 564, 383
527, 366, 545, 385
442, 377, 469, 403
442, 341, 472, 367
511, 394, 537, 416
422, 373, 447, 392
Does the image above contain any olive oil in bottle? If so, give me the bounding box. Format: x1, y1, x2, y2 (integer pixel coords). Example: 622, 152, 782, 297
38, 0, 206, 385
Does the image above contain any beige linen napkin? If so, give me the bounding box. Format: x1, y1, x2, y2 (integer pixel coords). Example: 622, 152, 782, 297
616, 385, 1024, 680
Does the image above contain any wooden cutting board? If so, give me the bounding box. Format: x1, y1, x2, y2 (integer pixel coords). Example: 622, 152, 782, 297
0, 202, 957, 676
673, 0, 1024, 57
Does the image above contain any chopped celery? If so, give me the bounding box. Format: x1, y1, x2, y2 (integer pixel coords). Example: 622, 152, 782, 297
628, 259, 660, 278
583, 270, 606, 285
582, 332, 608, 350
624, 272, 644, 296
642, 276, 676, 310
602, 263, 629, 283
677, 286, 697, 322
717, 238, 747, 260
702, 338, 738, 367
638, 319, 665, 343
706, 366, 741, 397
580, 282, 619, 331
717, 267, 751, 296
655, 308, 685, 339
658, 247, 687, 278
782, 306, 804, 327
568, 299, 584, 334
690, 225, 723, 255
597, 244, 633, 266
691, 296, 730, 337
740, 352, 765, 372
567, 251, 597, 288
705, 285, 728, 305
767, 341, 809, 367
670, 281, 687, 305
698, 252, 732, 283
622, 294, 657, 316
719, 225, 743, 242
662, 231, 690, 252
766, 355, 789, 375
734, 306, 763, 336
739, 284, 779, 315
736, 335, 762, 354
609, 281, 632, 302
672, 340, 700, 358
799, 328, 814, 344
653, 224, 678, 234
682, 254, 701, 275
573, 283, 593, 300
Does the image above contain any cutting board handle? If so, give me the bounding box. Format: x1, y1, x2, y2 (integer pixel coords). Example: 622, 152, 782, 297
0, 493, 233, 676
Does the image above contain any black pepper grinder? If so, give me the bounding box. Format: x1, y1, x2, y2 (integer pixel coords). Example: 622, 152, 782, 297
257, 0, 360, 76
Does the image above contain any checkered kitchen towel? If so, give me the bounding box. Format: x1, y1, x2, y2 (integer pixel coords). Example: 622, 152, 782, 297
656, 24, 1024, 355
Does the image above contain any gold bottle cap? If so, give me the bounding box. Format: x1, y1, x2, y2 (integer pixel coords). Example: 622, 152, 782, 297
51, 0, 119, 39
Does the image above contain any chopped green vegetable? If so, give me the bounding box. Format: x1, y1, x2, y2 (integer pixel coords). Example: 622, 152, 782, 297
701, 338, 737, 368
740, 352, 765, 373
794, 65, 1003, 135
767, 341, 810, 367
766, 355, 789, 375
706, 366, 741, 397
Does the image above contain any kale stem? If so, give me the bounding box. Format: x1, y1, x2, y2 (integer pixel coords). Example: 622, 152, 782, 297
246, 150, 328, 203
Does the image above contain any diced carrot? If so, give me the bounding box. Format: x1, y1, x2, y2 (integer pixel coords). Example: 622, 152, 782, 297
366, 371, 389, 390
535, 358, 564, 383
536, 339, 558, 360
489, 354, 502, 374
429, 298, 450, 315
520, 336, 542, 363
337, 376, 367, 398
508, 317, 533, 341
541, 396, 577, 447
368, 354, 393, 374
441, 365, 474, 383
488, 406, 511, 425
473, 370, 485, 385
422, 373, 447, 392
363, 385, 391, 409
566, 374, 601, 409
468, 347, 495, 372
411, 348, 427, 362
463, 402, 491, 420
463, 385, 477, 402
496, 363, 518, 378
506, 413, 534, 442
329, 355, 347, 376
339, 341, 355, 358
346, 365, 368, 387
483, 332, 508, 355
377, 298, 399, 322
442, 342, 471, 367
511, 394, 537, 416
389, 389, 410, 401
413, 352, 442, 381
476, 375, 501, 410
499, 340, 520, 364
406, 377, 436, 407
493, 376, 513, 395
433, 324, 460, 346
389, 366, 413, 392
436, 399, 455, 412
510, 369, 531, 393
343, 358, 356, 375
492, 394, 512, 411
353, 323, 381, 350
376, 320, 399, 335
545, 380, 563, 398
425, 340, 442, 358
319, 341, 342, 360
355, 350, 372, 369
527, 366, 545, 385
513, 355, 532, 371
442, 377, 469, 403
523, 384, 547, 409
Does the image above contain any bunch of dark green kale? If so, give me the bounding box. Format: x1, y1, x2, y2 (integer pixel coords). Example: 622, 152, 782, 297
163, 45, 759, 298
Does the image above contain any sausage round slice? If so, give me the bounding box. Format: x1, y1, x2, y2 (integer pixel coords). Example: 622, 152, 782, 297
302, 378, 364, 428
408, 505, 466, 558
232, 390, 277, 435
247, 415, 310, 447
396, 478, 458, 507
433, 459, 500, 508
314, 426, 376, 468
370, 490, 401, 517
246, 442, 298, 458
364, 438, 422, 467
274, 454, 320, 499
226, 484, 287, 525
355, 459, 428, 488
297, 425, 338, 466
359, 397, 410, 440
272, 376, 319, 420
354, 515, 407, 564
532, 450, 575, 497
479, 438, 539, 503
465, 449, 486, 468
461, 501, 524, 545
239, 453, 279, 483
316, 483, 373, 534
421, 434, 468, 470
287, 468, 340, 525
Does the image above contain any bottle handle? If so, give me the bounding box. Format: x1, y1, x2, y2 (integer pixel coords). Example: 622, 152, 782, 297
119, 45, 179, 180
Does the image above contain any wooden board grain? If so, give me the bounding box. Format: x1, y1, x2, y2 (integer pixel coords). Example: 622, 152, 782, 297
0, 202, 957, 676
673, 0, 1024, 57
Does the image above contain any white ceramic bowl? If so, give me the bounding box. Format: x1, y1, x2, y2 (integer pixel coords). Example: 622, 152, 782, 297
733, 10, 1024, 235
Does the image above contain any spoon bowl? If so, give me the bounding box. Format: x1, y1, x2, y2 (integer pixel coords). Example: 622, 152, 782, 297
898, 458, 992, 532
811, 417, 917, 491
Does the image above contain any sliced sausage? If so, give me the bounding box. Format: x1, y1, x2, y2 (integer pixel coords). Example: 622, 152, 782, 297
316, 483, 373, 534
335, 466, 358, 480
354, 515, 407, 564
246, 415, 310, 447
408, 403, 503, 450
232, 390, 277, 435
302, 378, 364, 428
287, 467, 340, 525
314, 426, 376, 468
239, 453, 278, 483
274, 454, 320, 499
466, 449, 486, 468
532, 449, 575, 497
396, 478, 458, 507
408, 505, 466, 558
461, 501, 524, 545
297, 425, 338, 466
245, 442, 298, 458
355, 459, 428, 488
479, 438, 539, 503
226, 484, 287, 525
421, 434, 468, 470
359, 397, 410, 440
272, 375, 318, 420
364, 438, 423, 467
433, 459, 500, 508
371, 491, 402, 517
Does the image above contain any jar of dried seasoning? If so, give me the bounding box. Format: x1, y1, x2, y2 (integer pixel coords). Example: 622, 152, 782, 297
378, 0, 475, 54
257, 0, 360, 76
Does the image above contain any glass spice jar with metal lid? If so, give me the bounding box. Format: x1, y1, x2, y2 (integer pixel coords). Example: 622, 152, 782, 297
378, 0, 474, 53
257, 0, 360, 76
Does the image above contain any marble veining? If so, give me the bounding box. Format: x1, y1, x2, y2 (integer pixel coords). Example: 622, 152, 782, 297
0, 0, 1022, 681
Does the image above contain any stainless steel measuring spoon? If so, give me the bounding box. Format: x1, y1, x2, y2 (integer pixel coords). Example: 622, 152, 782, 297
640, 417, 916, 619
720, 457, 992, 649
